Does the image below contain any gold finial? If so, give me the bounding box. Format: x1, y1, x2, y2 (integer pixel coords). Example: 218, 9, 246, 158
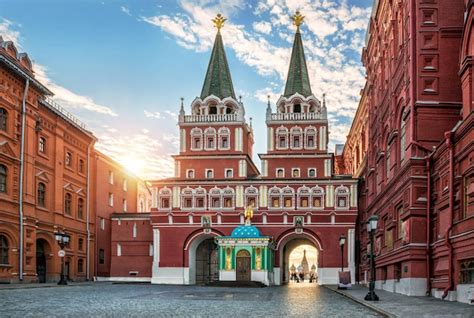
212, 13, 227, 31
291, 11, 305, 31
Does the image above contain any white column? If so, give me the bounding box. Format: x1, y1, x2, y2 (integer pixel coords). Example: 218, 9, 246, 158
153, 228, 160, 266
348, 229, 355, 284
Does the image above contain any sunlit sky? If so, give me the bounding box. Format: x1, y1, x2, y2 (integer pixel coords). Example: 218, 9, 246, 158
0, 0, 373, 179
289, 244, 318, 269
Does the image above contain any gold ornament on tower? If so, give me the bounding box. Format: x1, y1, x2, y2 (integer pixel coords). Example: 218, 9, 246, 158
244, 203, 254, 225
291, 11, 305, 31
212, 13, 227, 31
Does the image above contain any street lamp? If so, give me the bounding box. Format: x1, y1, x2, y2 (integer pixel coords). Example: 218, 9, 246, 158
364, 215, 379, 301
337, 234, 347, 290
55, 231, 70, 285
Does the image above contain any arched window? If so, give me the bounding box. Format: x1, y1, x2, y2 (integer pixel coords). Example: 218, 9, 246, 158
335, 185, 350, 209
65, 152, 72, 167
282, 186, 295, 208
225, 169, 233, 178
0, 108, 7, 132
194, 187, 206, 209
276, 127, 288, 149
191, 128, 203, 150
276, 168, 284, 178
206, 169, 214, 179
268, 187, 282, 209
308, 168, 316, 177
187, 169, 195, 179
77, 259, 84, 273
218, 127, 230, 150
181, 188, 193, 209
78, 238, 84, 251
0, 235, 8, 264
297, 186, 311, 209
78, 159, 84, 174
159, 188, 172, 209
77, 198, 84, 219
222, 187, 235, 209
245, 186, 258, 208
37, 182, 46, 207
311, 186, 325, 208
39, 137, 46, 153
64, 193, 72, 215
304, 126, 317, 149
290, 127, 303, 149
204, 127, 216, 150
0, 164, 7, 193
209, 188, 222, 209
400, 111, 407, 164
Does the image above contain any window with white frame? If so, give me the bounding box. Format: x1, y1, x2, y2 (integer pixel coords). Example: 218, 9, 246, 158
268, 187, 282, 208
123, 179, 128, 191
308, 168, 317, 178
181, 188, 193, 209
225, 169, 233, 179
304, 126, 317, 149
297, 186, 311, 208
159, 188, 171, 209
222, 187, 235, 209
311, 186, 324, 208
218, 127, 230, 150
245, 186, 258, 208
191, 128, 203, 150
209, 187, 222, 209
194, 187, 206, 209
186, 169, 195, 179
100, 218, 105, 230
206, 169, 214, 179
290, 127, 303, 149
108, 193, 114, 206
39, 137, 46, 153
276, 168, 285, 178
335, 185, 350, 208
108, 171, 114, 184
292, 168, 300, 178
123, 199, 127, 212
282, 186, 294, 208
276, 126, 289, 149
204, 127, 217, 150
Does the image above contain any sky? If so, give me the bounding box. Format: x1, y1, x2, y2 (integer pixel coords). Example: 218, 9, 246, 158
0, 0, 373, 179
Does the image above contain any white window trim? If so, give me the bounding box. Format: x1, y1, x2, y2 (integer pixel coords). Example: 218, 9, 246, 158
296, 186, 311, 209
335, 185, 350, 210
244, 186, 259, 209
304, 126, 317, 150
290, 127, 303, 150
221, 187, 235, 210
268, 187, 283, 210
209, 190, 222, 210
191, 128, 203, 151
291, 168, 301, 178
108, 171, 114, 185
307, 168, 317, 178
181, 188, 194, 210
186, 169, 195, 179
205, 169, 214, 179
158, 188, 172, 211
276, 167, 285, 178
218, 127, 231, 150
225, 168, 233, 179
282, 186, 295, 209
204, 127, 217, 151
276, 126, 289, 150
194, 187, 207, 211
310, 186, 325, 210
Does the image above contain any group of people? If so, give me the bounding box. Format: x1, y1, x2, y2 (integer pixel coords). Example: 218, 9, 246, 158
290, 271, 317, 283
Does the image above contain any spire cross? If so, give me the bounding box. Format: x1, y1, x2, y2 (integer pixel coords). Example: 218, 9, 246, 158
292, 11, 305, 32
212, 13, 227, 31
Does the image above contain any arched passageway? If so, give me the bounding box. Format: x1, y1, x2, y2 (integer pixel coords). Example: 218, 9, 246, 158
194, 238, 218, 284
279, 237, 320, 285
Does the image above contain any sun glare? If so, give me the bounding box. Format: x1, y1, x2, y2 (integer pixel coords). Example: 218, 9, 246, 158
120, 155, 146, 177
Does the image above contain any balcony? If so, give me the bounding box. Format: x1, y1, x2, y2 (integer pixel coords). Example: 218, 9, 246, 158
182, 113, 240, 123
268, 112, 324, 122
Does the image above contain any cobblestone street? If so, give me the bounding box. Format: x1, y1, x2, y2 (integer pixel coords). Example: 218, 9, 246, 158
0, 283, 381, 317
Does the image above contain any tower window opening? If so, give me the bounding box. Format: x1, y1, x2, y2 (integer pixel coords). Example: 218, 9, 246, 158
209, 106, 217, 114
294, 104, 301, 113
226, 107, 232, 114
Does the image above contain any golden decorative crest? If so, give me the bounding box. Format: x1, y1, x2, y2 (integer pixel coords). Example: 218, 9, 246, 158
244, 203, 254, 224
212, 13, 227, 31
291, 11, 305, 31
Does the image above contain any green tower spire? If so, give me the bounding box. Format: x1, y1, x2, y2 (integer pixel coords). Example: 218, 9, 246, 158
284, 11, 312, 97
200, 14, 236, 100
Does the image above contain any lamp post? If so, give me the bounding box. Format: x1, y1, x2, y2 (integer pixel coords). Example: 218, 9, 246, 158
338, 234, 347, 290
364, 215, 379, 301
55, 231, 70, 285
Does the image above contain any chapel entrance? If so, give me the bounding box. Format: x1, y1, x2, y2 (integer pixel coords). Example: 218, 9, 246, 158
36, 239, 48, 283
195, 238, 218, 284
236, 249, 251, 281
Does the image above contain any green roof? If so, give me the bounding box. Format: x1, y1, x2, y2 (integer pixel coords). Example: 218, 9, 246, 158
283, 29, 312, 97
200, 31, 236, 100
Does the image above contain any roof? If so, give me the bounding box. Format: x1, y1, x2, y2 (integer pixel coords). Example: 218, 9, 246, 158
284, 29, 312, 97
200, 31, 236, 100
230, 225, 261, 238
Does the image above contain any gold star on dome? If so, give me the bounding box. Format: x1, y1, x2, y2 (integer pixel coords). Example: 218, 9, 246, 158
291, 11, 305, 31
212, 13, 227, 31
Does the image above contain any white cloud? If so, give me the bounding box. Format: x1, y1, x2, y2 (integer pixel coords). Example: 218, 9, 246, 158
120, 6, 131, 16
0, 18, 22, 46
144, 110, 162, 119
253, 21, 272, 34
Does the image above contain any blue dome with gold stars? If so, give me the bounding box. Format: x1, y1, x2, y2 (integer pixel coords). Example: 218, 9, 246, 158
231, 225, 261, 238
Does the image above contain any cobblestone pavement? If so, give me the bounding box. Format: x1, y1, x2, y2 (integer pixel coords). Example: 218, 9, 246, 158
326, 285, 474, 318
0, 282, 381, 317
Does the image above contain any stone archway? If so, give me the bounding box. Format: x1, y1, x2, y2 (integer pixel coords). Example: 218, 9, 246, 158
280, 238, 318, 284
194, 238, 218, 284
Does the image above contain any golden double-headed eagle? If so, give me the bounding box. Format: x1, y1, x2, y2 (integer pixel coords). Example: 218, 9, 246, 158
212, 13, 226, 30
244, 203, 254, 223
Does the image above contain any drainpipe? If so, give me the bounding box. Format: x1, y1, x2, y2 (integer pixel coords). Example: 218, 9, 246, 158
425, 155, 432, 296
18, 78, 30, 282
442, 131, 454, 299
86, 143, 91, 281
